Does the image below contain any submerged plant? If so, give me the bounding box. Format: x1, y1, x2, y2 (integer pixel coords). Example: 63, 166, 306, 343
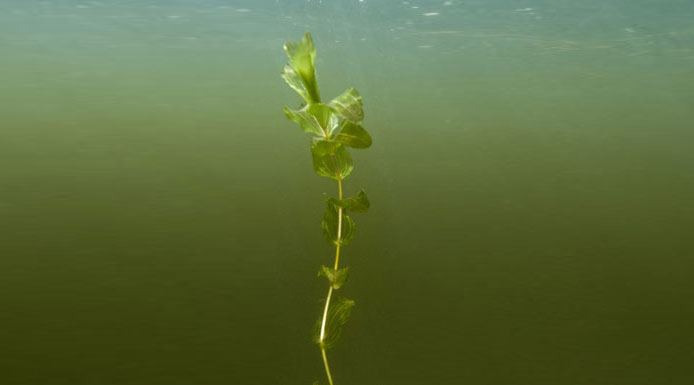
281, 32, 372, 385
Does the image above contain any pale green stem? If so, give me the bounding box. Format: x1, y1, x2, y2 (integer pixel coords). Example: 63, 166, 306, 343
320, 289, 335, 385
318, 172, 343, 385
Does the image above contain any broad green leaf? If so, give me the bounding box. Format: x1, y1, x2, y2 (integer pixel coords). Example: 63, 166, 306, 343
284, 106, 324, 136
318, 266, 350, 290
285, 103, 338, 138
313, 296, 355, 349
311, 138, 340, 157
280, 64, 308, 101
334, 122, 372, 149
311, 142, 353, 180
284, 32, 320, 103
321, 200, 356, 246
328, 190, 370, 213
307, 103, 338, 135
329, 88, 363, 122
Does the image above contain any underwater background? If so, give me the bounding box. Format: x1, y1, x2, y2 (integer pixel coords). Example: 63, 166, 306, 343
1, 0, 693, 384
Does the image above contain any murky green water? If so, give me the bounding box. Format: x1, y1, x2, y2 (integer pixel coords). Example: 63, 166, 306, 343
2, 1, 693, 384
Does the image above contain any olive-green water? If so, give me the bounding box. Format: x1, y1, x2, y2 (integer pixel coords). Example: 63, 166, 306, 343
1, 1, 693, 384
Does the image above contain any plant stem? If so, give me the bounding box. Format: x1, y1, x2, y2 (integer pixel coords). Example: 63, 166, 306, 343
319, 289, 334, 385
318, 174, 343, 385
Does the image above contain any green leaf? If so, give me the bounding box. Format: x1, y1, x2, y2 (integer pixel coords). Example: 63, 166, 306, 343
284, 103, 338, 138
313, 296, 356, 349
329, 88, 364, 122
310, 142, 353, 180
284, 32, 320, 103
328, 189, 370, 213
321, 200, 355, 246
311, 138, 340, 157
280, 64, 308, 101
327, 112, 339, 136
307, 103, 339, 136
284, 106, 324, 136
334, 122, 372, 149
341, 214, 355, 245
318, 266, 350, 290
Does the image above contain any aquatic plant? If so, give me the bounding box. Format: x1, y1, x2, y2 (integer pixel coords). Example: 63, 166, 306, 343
281, 32, 372, 385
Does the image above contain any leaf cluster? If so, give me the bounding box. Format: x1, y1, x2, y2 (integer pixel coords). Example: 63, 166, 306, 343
282, 32, 372, 182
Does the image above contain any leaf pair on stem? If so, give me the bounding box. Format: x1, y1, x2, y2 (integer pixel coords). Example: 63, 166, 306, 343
321, 190, 370, 246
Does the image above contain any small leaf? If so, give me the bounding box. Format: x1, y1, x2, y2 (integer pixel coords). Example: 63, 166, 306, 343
284, 106, 324, 136
284, 32, 320, 103
329, 88, 364, 122
310, 142, 353, 180
329, 189, 370, 213
327, 112, 340, 136
318, 266, 350, 289
280, 64, 308, 101
334, 122, 372, 149
321, 200, 356, 246
313, 296, 356, 349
